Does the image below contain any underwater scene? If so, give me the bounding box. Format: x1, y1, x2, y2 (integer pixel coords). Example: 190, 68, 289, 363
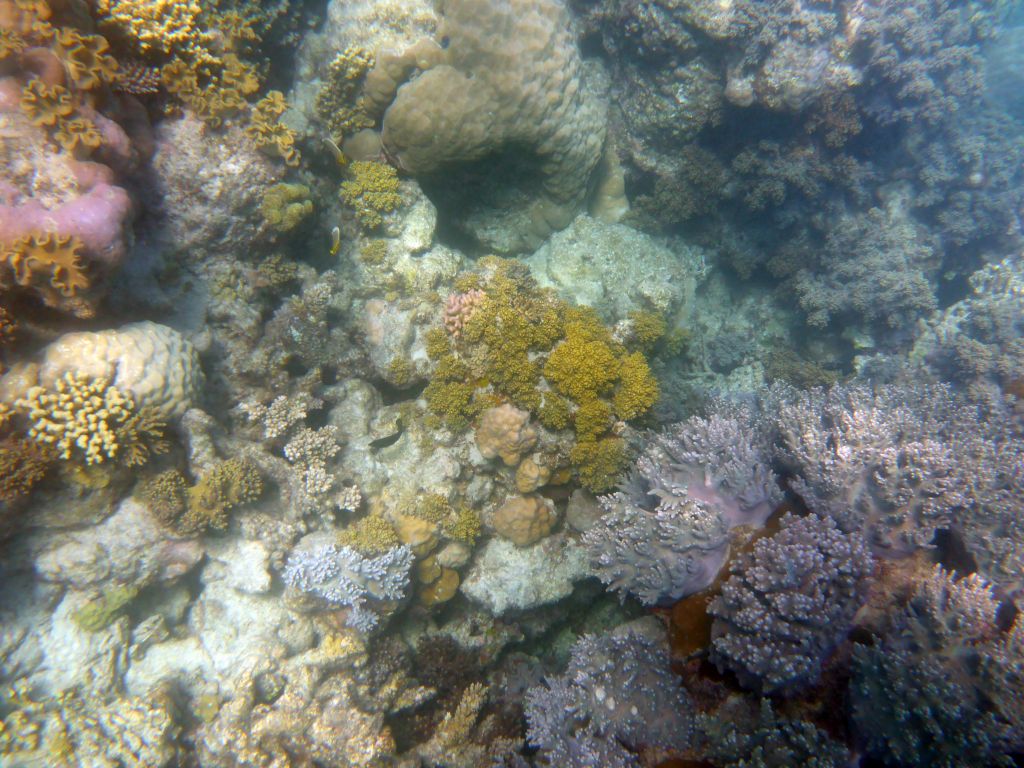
0, 0, 1023, 765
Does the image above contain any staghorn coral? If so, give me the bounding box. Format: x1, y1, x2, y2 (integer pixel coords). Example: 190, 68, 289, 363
584, 400, 782, 604
708, 513, 873, 695
241, 392, 319, 441
283, 425, 341, 499
378, 0, 606, 251
282, 537, 413, 632
525, 628, 691, 767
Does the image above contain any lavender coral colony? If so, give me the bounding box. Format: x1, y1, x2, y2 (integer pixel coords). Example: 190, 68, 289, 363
1, 0, 1023, 764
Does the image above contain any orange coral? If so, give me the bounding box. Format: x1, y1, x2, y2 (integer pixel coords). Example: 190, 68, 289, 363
0, 29, 26, 62
20, 78, 72, 126
0, 232, 89, 310
53, 28, 119, 90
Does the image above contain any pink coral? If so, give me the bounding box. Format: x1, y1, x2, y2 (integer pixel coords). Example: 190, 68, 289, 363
443, 288, 485, 338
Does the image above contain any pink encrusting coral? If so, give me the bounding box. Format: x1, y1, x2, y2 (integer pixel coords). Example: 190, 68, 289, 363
443, 288, 485, 338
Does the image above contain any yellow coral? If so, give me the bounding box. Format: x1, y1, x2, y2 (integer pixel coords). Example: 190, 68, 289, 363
179, 458, 263, 533
210, 9, 259, 51
0, 29, 26, 61
54, 117, 102, 154
22, 372, 135, 464
1, 232, 89, 306
613, 352, 659, 420
260, 183, 313, 232
19, 78, 72, 127
221, 53, 260, 96
570, 436, 628, 493
316, 46, 376, 141
543, 332, 620, 402
0, 0, 50, 37
340, 161, 402, 229
245, 113, 300, 167
53, 28, 118, 90
94, 0, 210, 59
338, 513, 400, 555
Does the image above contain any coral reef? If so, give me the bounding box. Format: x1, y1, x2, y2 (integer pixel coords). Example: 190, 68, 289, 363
709, 513, 873, 694
525, 626, 691, 767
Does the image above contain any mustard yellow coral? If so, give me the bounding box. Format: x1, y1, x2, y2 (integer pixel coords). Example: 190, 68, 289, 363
144, 459, 263, 535
338, 513, 400, 555
54, 117, 102, 154
22, 372, 135, 464
613, 352, 659, 420
53, 28, 118, 90
95, 0, 210, 59
20, 78, 72, 127
543, 333, 620, 402
1, 232, 89, 309
340, 161, 402, 229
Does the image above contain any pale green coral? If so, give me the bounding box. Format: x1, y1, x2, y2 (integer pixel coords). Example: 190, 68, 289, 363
260, 183, 313, 232
71, 585, 139, 632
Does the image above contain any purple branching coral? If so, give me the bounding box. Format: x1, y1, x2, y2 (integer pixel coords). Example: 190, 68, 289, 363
282, 537, 413, 632
708, 513, 873, 695
850, 566, 1024, 767
773, 381, 1024, 606
584, 403, 782, 605
524, 629, 692, 767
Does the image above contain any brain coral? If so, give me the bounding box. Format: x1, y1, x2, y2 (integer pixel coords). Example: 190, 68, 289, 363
26, 322, 202, 422
378, 0, 606, 251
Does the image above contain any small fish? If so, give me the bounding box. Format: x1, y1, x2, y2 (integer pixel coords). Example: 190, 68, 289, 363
329, 226, 341, 257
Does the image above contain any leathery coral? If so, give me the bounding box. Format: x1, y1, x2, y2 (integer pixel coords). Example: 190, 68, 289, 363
0, 232, 90, 315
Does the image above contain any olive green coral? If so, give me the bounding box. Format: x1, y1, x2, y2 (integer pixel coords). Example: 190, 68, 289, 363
71, 585, 139, 632
260, 183, 314, 232
340, 161, 403, 229
338, 513, 400, 555
140, 459, 262, 535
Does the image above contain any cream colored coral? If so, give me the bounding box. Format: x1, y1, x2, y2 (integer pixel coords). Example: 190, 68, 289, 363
475, 404, 537, 466
32, 322, 202, 422
22, 372, 133, 464
95, 0, 211, 59
378, 0, 606, 250
492, 494, 557, 547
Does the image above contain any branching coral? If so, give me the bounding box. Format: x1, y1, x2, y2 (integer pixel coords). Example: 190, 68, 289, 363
21, 372, 166, 466
850, 567, 1019, 767
340, 161, 403, 229
282, 538, 413, 632
0, 436, 51, 503
95, 0, 210, 60
709, 513, 873, 694
525, 629, 691, 767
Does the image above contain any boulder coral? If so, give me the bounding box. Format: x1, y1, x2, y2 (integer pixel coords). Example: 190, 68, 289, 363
377, 0, 606, 251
